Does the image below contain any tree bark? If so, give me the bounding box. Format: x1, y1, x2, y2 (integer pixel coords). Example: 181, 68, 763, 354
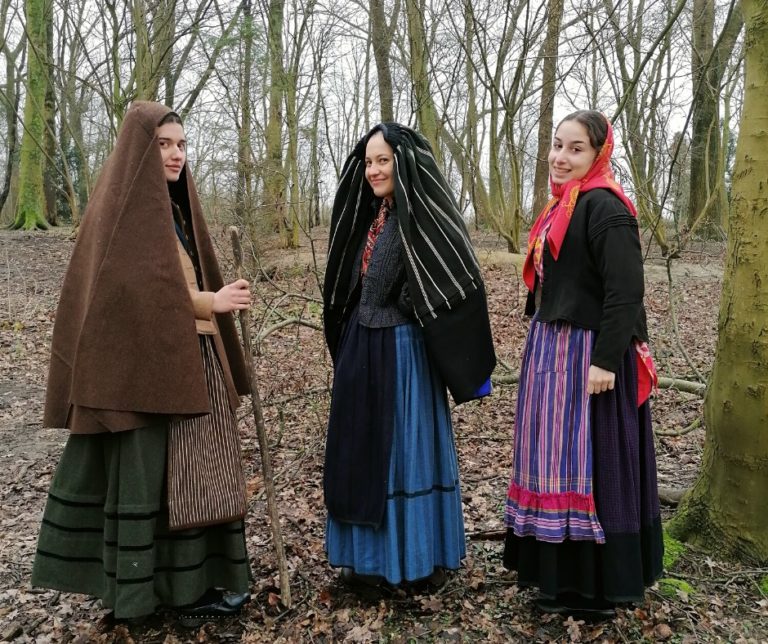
531, 0, 564, 218
57, 1, 90, 224
669, 0, 768, 564
283, 0, 316, 248
462, 2, 491, 228
687, 0, 743, 237
308, 45, 324, 228
132, 0, 176, 101
13, 0, 51, 230
132, 0, 152, 99
161, 0, 178, 107
369, 0, 394, 122
405, 0, 441, 163
0, 39, 22, 218
43, 5, 57, 225
263, 0, 286, 241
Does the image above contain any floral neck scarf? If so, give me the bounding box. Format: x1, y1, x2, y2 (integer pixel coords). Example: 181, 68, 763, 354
361, 199, 390, 275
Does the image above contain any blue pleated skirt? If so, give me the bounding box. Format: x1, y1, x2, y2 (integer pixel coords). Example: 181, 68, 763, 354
325, 320, 466, 585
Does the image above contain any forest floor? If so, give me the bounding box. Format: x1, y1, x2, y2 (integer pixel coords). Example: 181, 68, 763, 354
0, 226, 765, 643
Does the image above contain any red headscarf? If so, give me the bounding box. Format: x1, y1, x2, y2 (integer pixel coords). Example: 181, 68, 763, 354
522, 115, 637, 291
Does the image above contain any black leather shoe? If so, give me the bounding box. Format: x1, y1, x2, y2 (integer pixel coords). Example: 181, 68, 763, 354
178, 591, 251, 627
220, 592, 251, 611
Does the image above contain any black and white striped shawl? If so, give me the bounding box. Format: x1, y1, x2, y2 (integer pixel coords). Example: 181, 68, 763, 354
323, 123, 496, 404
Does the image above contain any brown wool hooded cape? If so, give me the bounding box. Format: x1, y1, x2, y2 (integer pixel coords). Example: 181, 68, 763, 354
44, 101, 250, 432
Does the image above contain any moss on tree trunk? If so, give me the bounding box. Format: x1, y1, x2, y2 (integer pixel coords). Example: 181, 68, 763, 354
13, 0, 51, 231
669, 0, 768, 564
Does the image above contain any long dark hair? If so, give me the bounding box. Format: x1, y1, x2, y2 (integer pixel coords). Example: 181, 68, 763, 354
556, 110, 608, 153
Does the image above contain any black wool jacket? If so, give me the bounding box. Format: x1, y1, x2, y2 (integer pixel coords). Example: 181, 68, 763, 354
526, 188, 649, 373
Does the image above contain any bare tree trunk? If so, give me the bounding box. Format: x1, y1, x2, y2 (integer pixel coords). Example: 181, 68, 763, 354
307, 34, 327, 228
308, 91, 322, 227
132, 0, 152, 99
284, 0, 317, 248
405, 0, 441, 163
670, 0, 768, 564
13, 0, 51, 230
501, 116, 522, 252
369, 0, 395, 121
531, 0, 564, 218
103, 0, 126, 128
56, 0, 90, 224
132, 0, 177, 101
263, 0, 286, 241
0, 37, 23, 218
56, 8, 73, 220
462, 2, 491, 228
307, 40, 325, 229
162, 0, 178, 106
687, 0, 743, 237
43, 6, 57, 225
669, 132, 691, 231
285, 71, 300, 248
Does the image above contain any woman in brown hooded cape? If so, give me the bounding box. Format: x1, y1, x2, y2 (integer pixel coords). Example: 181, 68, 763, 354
31, 102, 253, 622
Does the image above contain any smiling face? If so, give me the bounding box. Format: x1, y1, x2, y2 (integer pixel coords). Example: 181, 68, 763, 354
548, 119, 599, 185
365, 132, 395, 201
156, 122, 186, 182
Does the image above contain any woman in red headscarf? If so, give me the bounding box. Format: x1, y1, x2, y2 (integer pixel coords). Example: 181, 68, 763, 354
503, 110, 663, 617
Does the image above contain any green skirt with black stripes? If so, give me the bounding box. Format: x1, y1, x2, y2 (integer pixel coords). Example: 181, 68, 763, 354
31, 423, 250, 619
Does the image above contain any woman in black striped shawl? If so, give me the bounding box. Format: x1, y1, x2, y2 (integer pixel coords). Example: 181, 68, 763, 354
323, 122, 496, 586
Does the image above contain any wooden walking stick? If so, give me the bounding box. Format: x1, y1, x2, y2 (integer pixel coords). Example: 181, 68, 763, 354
229, 226, 292, 608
